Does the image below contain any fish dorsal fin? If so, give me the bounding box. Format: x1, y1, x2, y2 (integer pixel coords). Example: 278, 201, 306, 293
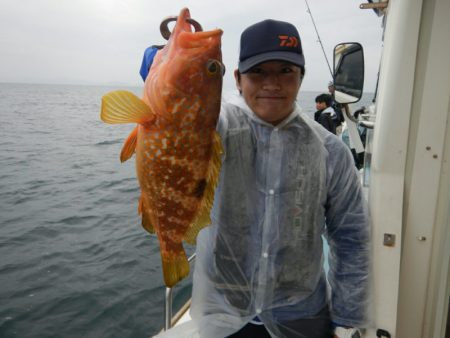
101, 90, 155, 124
120, 126, 138, 163
184, 131, 223, 244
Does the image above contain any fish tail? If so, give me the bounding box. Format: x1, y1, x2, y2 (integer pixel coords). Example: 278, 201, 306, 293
161, 251, 190, 287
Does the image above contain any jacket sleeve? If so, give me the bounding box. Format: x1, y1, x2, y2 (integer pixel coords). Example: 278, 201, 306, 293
323, 137, 371, 328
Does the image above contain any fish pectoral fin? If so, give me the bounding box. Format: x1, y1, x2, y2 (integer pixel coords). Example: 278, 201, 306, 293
120, 126, 138, 163
184, 131, 223, 244
161, 250, 190, 287
101, 90, 155, 124
138, 196, 155, 233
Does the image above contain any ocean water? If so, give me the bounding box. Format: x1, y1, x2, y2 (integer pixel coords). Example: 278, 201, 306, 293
0, 83, 374, 338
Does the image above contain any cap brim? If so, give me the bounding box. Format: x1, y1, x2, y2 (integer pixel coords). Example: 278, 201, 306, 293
238, 51, 305, 73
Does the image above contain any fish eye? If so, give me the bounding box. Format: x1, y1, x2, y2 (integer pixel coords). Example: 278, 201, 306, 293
206, 60, 223, 77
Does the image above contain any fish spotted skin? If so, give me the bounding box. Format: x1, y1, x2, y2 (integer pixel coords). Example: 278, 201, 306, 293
100, 8, 223, 287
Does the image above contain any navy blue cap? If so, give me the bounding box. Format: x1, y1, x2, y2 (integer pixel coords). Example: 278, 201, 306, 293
238, 19, 305, 73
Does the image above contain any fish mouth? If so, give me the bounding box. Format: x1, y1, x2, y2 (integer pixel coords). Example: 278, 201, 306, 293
170, 8, 203, 36
191, 29, 223, 38
161, 8, 217, 40
170, 8, 223, 47
178, 28, 222, 50
166, 8, 198, 35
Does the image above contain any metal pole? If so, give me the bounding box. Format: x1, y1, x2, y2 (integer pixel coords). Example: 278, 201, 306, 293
163, 253, 196, 331
164, 287, 173, 330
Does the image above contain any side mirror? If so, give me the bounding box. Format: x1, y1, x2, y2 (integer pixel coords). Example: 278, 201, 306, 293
333, 42, 364, 104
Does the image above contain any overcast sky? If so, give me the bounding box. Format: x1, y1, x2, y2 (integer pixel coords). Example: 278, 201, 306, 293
0, 0, 383, 92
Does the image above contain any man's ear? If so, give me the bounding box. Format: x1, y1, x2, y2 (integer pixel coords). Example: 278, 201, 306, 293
234, 69, 241, 92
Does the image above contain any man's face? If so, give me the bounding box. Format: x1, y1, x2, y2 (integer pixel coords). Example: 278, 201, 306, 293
235, 61, 302, 125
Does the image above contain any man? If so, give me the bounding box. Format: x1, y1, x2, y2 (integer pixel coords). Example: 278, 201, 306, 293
190, 19, 370, 338
314, 93, 337, 134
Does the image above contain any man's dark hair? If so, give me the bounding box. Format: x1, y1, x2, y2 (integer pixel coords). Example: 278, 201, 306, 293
315, 93, 332, 107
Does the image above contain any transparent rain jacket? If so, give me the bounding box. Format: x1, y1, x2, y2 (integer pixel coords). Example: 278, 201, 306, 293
187, 94, 370, 338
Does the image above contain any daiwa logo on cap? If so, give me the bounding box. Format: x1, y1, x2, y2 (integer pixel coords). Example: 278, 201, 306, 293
238, 19, 305, 73
278, 35, 299, 47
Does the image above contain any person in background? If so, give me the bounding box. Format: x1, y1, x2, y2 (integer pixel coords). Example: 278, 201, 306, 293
189, 18, 370, 338
340, 106, 368, 170
139, 45, 163, 82
328, 81, 345, 134
314, 93, 337, 134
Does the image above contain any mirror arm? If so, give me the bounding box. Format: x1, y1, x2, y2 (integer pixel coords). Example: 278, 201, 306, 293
343, 103, 359, 123
360, 121, 375, 129
359, 2, 389, 10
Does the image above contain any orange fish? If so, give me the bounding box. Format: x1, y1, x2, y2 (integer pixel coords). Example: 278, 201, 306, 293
100, 8, 223, 287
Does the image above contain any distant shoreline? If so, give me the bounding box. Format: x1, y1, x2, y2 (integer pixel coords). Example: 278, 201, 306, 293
0, 81, 375, 97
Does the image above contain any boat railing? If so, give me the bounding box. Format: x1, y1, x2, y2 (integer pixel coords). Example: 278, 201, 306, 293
164, 253, 196, 330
